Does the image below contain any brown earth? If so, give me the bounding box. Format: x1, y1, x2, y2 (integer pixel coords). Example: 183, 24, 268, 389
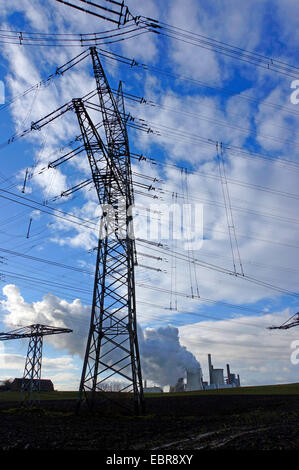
0, 394, 298, 450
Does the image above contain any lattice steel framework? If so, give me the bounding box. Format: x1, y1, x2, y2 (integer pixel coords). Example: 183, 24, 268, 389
76, 47, 144, 414
21, 324, 43, 405
0, 324, 72, 406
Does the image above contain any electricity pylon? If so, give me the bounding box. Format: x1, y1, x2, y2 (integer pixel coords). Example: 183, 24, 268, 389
2, 46, 145, 414
75, 47, 145, 414
0, 324, 72, 406
22, 324, 43, 405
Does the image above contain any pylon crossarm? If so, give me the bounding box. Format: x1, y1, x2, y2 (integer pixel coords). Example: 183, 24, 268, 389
268, 313, 299, 330
0, 324, 72, 340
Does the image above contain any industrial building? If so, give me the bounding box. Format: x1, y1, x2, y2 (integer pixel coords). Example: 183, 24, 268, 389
9, 378, 54, 392
172, 354, 240, 392
206, 354, 240, 389
143, 386, 163, 393
143, 380, 163, 393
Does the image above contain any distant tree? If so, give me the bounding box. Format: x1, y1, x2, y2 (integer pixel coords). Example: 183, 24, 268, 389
0, 379, 12, 391
100, 381, 125, 392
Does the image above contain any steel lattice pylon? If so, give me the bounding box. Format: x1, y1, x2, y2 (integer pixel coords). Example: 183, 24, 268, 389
21, 324, 44, 405
75, 47, 144, 414
0, 324, 72, 406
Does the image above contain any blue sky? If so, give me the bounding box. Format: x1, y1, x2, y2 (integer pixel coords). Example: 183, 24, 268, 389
0, 0, 298, 390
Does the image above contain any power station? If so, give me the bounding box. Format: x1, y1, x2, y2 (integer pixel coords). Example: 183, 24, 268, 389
171, 353, 241, 392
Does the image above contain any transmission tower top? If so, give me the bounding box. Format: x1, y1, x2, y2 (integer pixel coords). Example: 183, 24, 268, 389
0, 324, 73, 340
268, 313, 299, 330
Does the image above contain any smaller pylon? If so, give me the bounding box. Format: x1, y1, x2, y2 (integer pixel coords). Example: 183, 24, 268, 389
21, 324, 44, 405
0, 324, 72, 406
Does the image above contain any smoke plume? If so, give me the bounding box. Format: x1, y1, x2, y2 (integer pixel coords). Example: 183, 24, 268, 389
138, 324, 201, 386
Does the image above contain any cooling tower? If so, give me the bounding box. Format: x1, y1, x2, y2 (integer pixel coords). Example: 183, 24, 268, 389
211, 368, 224, 386
185, 367, 203, 391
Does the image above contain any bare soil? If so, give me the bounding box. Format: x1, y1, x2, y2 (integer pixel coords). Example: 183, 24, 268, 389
0, 394, 298, 450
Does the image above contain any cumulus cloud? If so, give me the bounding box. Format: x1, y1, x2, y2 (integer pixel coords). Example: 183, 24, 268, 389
0, 352, 25, 376
1, 284, 90, 357
50, 371, 80, 391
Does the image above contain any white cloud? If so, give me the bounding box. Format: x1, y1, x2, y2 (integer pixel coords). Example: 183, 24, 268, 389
1, 284, 90, 357
49, 371, 80, 391
122, 0, 160, 62
253, 84, 299, 151
0, 352, 24, 372
42, 356, 77, 371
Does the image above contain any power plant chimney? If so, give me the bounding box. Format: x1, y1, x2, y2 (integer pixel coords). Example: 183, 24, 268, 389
208, 353, 213, 385
226, 364, 231, 384
208, 353, 224, 387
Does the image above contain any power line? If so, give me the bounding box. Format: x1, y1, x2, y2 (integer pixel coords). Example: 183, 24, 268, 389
0, 178, 297, 280
2, 1, 298, 79
217, 142, 244, 275
136, 300, 272, 331
127, 115, 299, 172
136, 240, 299, 299
28, 138, 299, 203
0, 25, 150, 47
3, 44, 299, 129
2, 51, 299, 179
0, 49, 90, 113
96, 48, 299, 118
0, 188, 98, 230
0, 255, 286, 333
117, 87, 299, 149
135, 283, 284, 319
140, 18, 299, 79
0, 247, 93, 275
